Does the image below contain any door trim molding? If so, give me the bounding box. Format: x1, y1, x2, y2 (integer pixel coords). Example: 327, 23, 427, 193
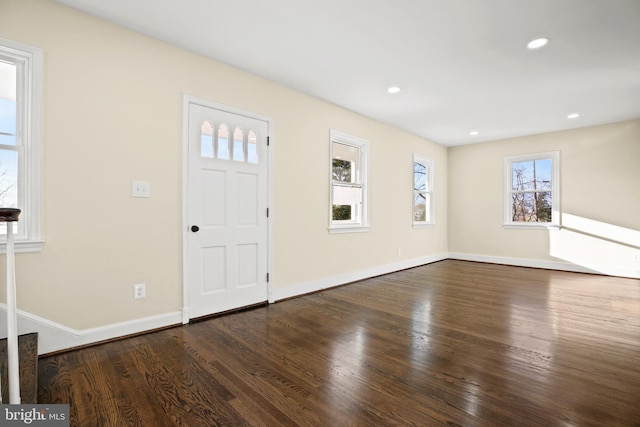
181, 94, 273, 323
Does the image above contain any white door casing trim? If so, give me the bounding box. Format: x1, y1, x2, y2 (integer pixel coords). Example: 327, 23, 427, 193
182, 94, 273, 323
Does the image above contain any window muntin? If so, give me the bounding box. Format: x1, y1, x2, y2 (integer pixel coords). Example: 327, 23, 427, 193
413, 155, 434, 226
0, 38, 42, 250
233, 127, 244, 162
329, 130, 369, 233
504, 151, 559, 228
217, 124, 230, 160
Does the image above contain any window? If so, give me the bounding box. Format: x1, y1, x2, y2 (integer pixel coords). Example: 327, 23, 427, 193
329, 130, 369, 233
200, 120, 214, 158
413, 155, 434, 226
200, 121, 259, 164
247, 130, 258, 164
0, 38, 42, 251
504, 151, 559, 228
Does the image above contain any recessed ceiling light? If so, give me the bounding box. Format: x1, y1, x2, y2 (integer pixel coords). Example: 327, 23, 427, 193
387, 86, 401, 94
567, 113, 580, 119
469, 131, 479, 136
527, 37, 550, 49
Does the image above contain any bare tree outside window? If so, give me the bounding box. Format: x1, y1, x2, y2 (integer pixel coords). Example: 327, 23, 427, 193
0, 163, 14, 206
0, 39, 43, 246
413, 155, 433, 225
511, 159, 552, 222
414, 161, 427, 221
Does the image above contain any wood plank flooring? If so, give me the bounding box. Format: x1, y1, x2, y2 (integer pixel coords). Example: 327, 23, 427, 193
38, 260, 640, 426
0, 332, 39, 403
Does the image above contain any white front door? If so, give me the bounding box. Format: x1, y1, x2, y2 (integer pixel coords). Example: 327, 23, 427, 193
185, 99, 270, 320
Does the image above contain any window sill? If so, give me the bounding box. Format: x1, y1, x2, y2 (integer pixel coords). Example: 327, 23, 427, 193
503, 223, 560, 230
329, 226, 370, 234
0, 239, 44, 254
413, 223, 435, 229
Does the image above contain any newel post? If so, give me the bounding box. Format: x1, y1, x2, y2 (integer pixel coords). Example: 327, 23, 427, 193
1, 208, 21, 404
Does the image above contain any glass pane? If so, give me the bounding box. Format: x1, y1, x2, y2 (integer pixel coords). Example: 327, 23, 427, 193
217, 124, 229, 160
332, 184, 361, 205
414, 191, 430, 222
511, 191, 552, 222
247, 130, 258, 163
200, 120, 214, 158
0, 61, 17, 146
332, 205, 351, 221
331, 183, 361, 223
512, 159, 552, 191
0, 148, 18, 208
414, 161, 428, 191
332, 159, 351, 182
233, 127, 244, 162
332, 142, 359, 183
0, 221, 17, 236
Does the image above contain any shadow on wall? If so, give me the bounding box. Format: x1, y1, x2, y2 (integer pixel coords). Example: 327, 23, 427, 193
549, 213, 640, 278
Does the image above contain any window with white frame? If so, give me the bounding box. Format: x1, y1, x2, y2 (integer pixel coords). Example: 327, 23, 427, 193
413, 154, 434, 226
0, 38, 42, 250
504, 151, 559, 228
329, 130, 369, 233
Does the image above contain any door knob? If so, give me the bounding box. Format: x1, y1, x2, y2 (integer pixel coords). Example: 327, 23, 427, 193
191, 225, 200, 232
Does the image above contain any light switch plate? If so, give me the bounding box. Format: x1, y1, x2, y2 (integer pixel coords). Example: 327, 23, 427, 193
132, 180, 151, 198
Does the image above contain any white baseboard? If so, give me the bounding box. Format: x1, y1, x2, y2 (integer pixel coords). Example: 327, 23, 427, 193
0, 254, 447, 354
2, 251, 636, 355
448, 253, 640, 279
271, 253, 449, 301
0, 305, 182, 355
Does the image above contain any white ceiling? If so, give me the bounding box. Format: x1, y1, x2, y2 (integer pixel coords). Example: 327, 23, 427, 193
55, 0, 640, 146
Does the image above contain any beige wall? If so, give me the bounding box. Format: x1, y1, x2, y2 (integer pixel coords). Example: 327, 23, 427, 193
448, 119, 640, 274
0, 0, 447, 329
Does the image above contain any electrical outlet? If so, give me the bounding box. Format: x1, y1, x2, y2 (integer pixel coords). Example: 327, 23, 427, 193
397, 247, 402, 257
633, 253, 640, 264
132, 180, 151, 198
133, 283, 146, 299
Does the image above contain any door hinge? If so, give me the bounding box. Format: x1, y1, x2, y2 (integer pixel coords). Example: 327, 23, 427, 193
266, 273, 270, 282
266, 207, 269, 218
267, 136, 270, 146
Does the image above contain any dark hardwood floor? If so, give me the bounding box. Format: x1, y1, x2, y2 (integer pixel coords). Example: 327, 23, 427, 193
1, 332, 39, 403
38, 260, 640, 426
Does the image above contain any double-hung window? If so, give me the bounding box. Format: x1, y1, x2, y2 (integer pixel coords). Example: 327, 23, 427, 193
413, 154, 434, 226
0, 38, 43, 251
329, 130, 369, 233
504, 151, 559, 228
